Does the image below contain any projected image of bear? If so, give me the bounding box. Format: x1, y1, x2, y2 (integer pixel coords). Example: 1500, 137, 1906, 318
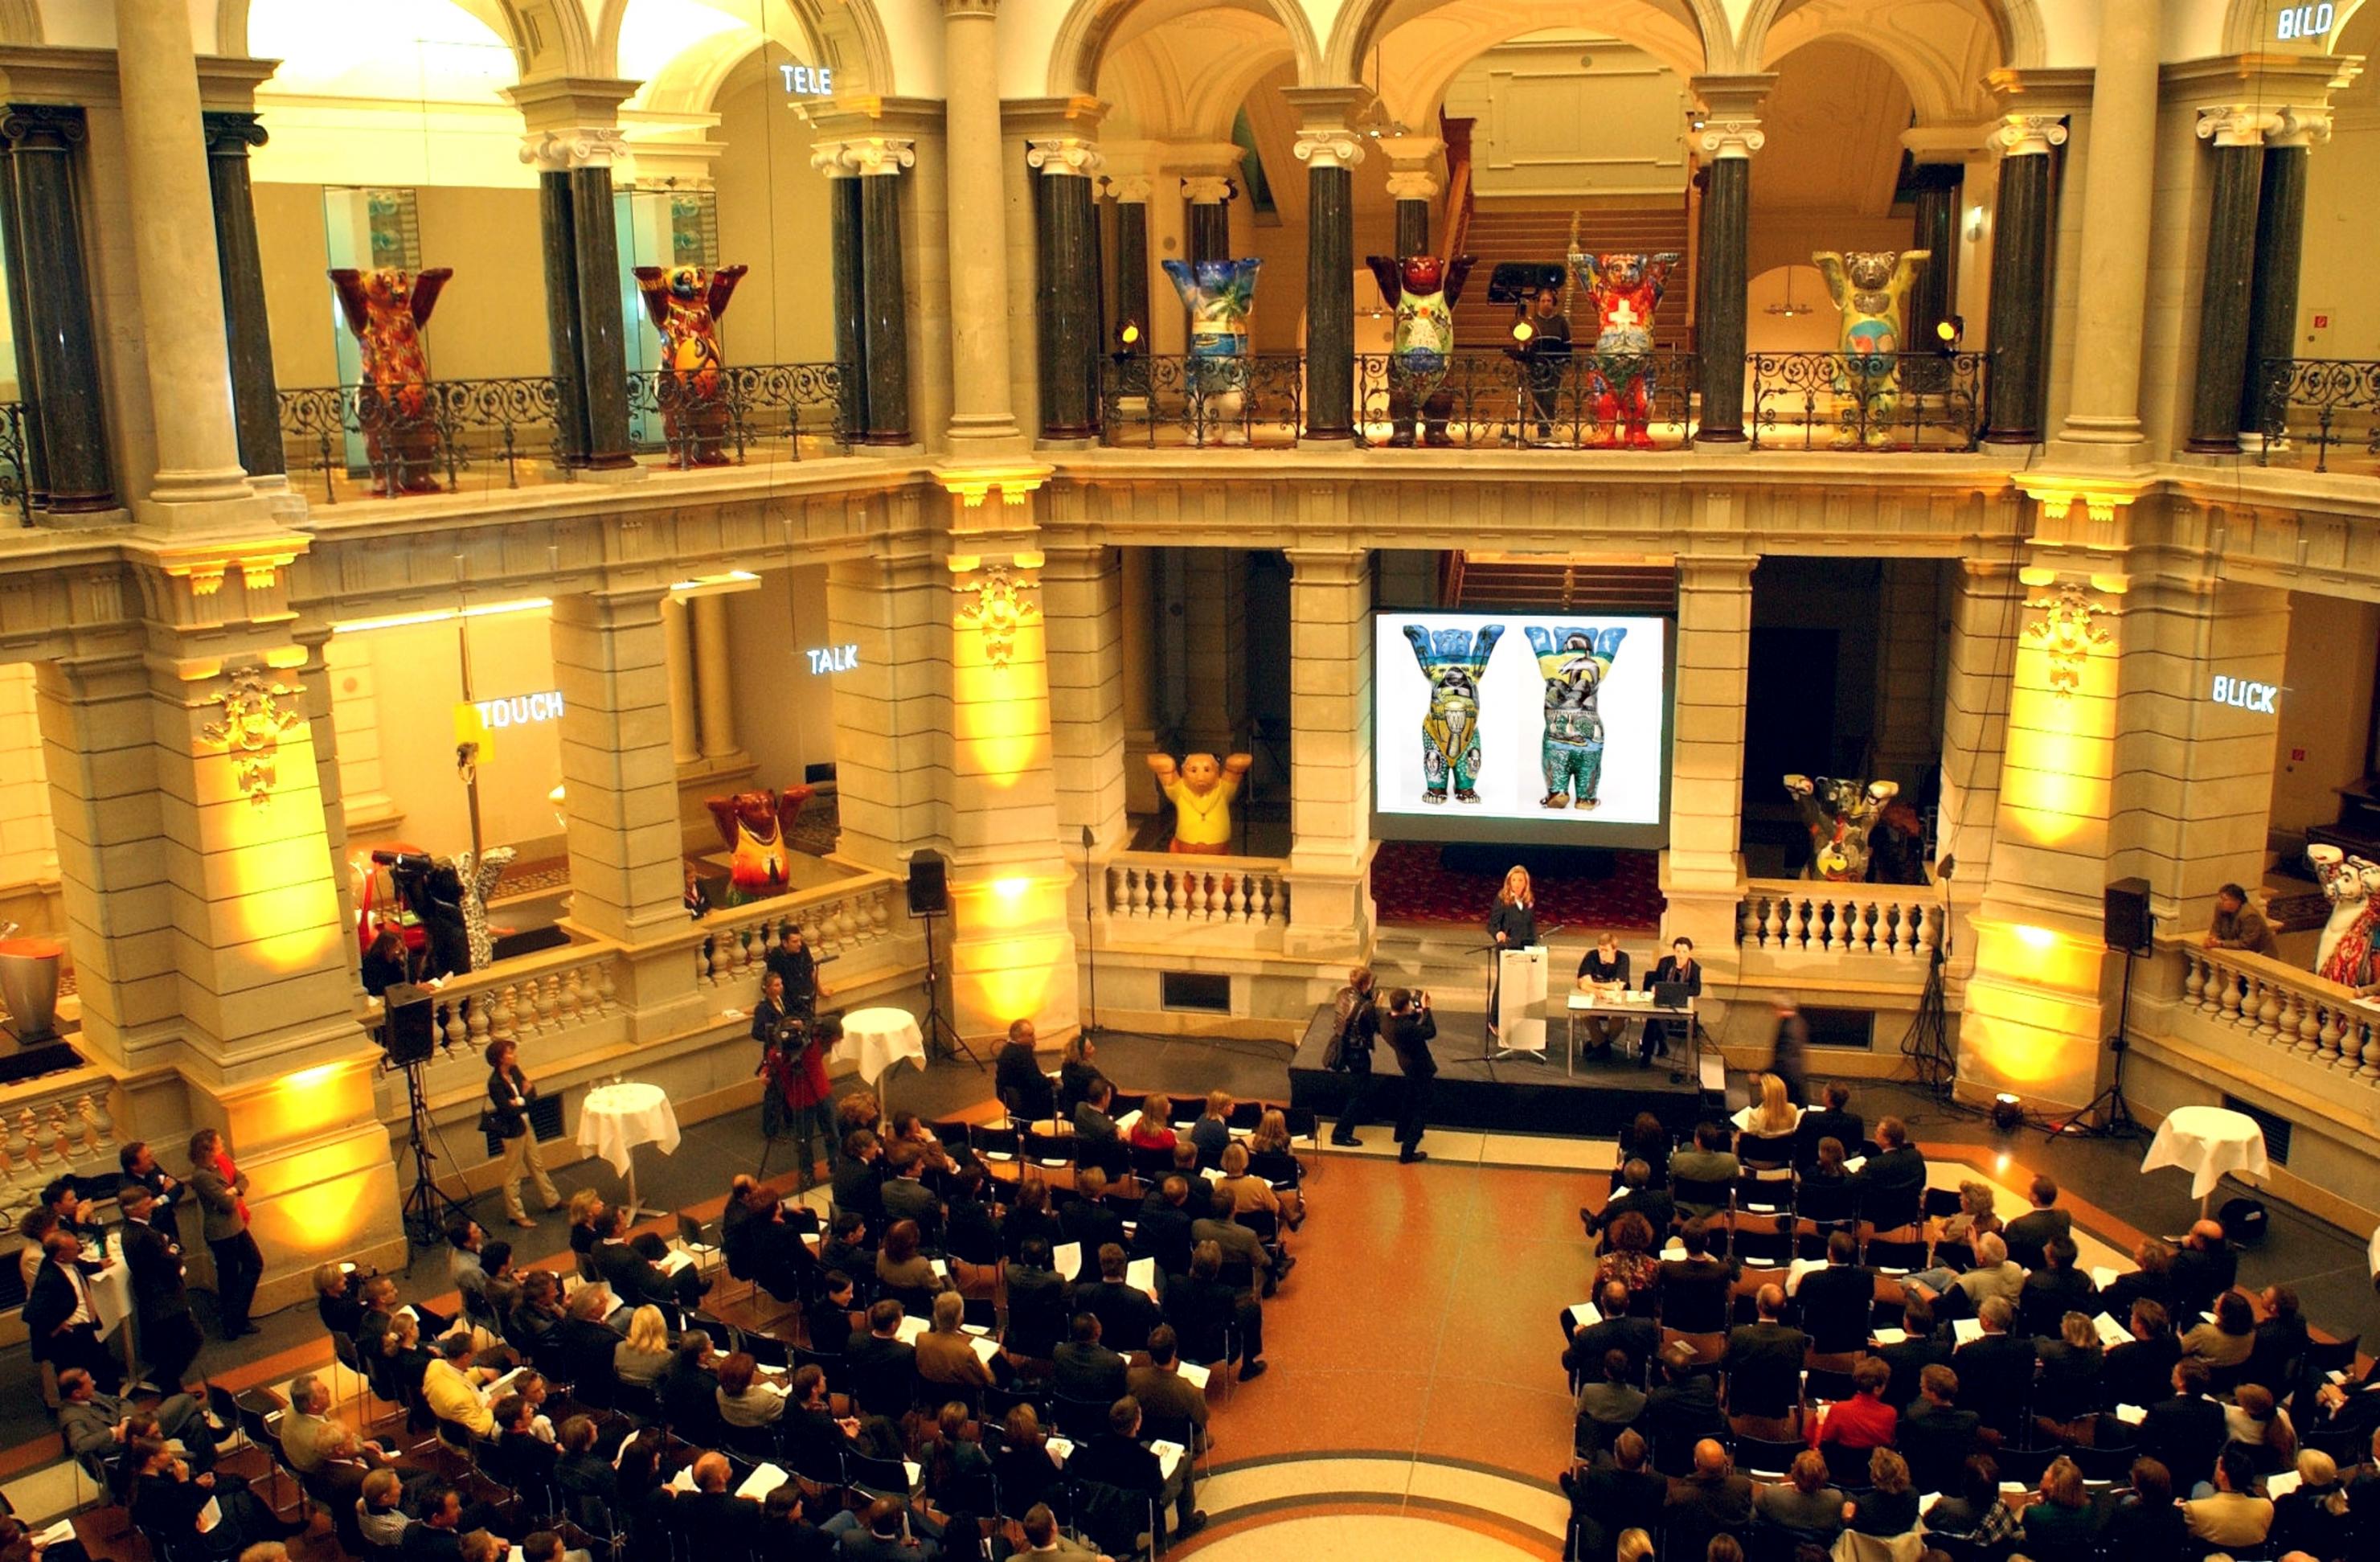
1402, 624, 1505, 804
1526, 625, 1628, 810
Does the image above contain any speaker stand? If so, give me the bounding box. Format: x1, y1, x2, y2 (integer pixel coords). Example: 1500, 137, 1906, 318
914, 910, 983, 1071
2061, 946, 2143, 1141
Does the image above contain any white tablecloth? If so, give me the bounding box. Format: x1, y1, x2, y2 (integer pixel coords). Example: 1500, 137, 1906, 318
844, 1005, 925, 1085
576, 1081, 681, 1177
2141, 1104, 2270, 1199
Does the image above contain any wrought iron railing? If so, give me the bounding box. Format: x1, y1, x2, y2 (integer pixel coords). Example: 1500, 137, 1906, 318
277, 363, 851, 502
1748, 351, 1988, 452
1355, 350, 1698, 449
0, 401, 27, 526
1096, 354, 1305, 448
2256, 358, 2380, 474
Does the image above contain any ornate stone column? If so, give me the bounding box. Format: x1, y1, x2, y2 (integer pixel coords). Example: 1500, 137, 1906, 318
202, 113, 285, 486
1688, 85, 1769, 445
1665, 554, 1757, 975
1982, 114, 2067, 445
1284, 547, 1374, 959
518, 124, 637, 474
1030, 136, 1103, 441
2187, 106, 2277, 453
942, 0, 1025, 451
1934, 555, 2025, 986
112, 0, 253, 522
1, 105, 114, 513
690, 593, 740, 764
1182, 173, 1233, 268
1285, 90, 1366, 444
824, 168, 866, 441
1111, 174, 1153, 354
2240, 109, 2327, 439
1906, 163, 1961, 356
2053, 0, 2161, 455
662, 597, 699, 768
1041, 541, 1127, 853
526, 145, 590, 470
1377, 133, 1443, 257
812, 137, 916, 445
551, 588, 686, 944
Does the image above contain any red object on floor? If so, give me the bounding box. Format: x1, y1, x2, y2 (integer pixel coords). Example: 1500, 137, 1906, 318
1370, 842, 1666, 930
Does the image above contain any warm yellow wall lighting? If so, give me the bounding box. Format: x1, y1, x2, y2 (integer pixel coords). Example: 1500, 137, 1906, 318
2013, 924, 2057, 949
333, 598, 551, 635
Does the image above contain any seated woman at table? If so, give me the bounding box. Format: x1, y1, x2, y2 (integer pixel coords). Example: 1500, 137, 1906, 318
1574, 933, 1631, 1055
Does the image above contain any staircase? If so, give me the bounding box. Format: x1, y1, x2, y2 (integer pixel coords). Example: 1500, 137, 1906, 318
1445, 555, 1679, 612
1451, 200, 1695, 353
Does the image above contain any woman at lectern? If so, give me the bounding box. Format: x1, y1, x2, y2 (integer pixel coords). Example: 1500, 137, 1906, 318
1487, 866, 1539, 949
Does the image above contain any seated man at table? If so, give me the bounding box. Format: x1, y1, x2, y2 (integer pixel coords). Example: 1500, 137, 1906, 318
1574, 933, 1631, 1055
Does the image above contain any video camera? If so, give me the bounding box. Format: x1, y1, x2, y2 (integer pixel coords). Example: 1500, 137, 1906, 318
371, 849, 437, 920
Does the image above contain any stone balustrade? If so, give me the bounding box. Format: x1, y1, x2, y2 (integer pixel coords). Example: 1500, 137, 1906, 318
437, 942, 622, 1051
1737, 879, 1942, 960
2173, 939, 2380, 1078
1104, 852, 1291, 945
0, 1072, 129, 1243
691, 872, 899, 991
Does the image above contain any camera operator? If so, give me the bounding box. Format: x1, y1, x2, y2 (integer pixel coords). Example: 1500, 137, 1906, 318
1386, 987, 1437, 1166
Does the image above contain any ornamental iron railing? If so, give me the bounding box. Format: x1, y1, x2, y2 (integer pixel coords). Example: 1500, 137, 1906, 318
2256, 358, 2380, 474
0, 402, 27, 526
1354, 350, 1698, 450
1747, 351, 1988, 452
1096, 354, 1305, 448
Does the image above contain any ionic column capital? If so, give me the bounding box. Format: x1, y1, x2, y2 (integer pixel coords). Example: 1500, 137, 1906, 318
1384, 168, 1440, 202
518, 125, 629, 172
1694, 117, 1765, 159
1292, 129, 1365, 171
1026, 137, 1102, 177
1993, 113, 2068, 157
2268, 105, 2334, 148
1108, 174, 1156, 203
1180, 173, 1235, 203
201, 109, 268, 157
2196, 105, 2286, 148
809, 136, 916, 177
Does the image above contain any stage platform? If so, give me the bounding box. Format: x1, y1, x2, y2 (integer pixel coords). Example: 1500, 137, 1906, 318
1287, 1004, 1726, 1138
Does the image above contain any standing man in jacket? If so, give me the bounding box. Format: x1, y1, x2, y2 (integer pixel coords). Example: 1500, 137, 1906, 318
1386, 988, 1438, 1165
1329, 969, 1378, 1147
119, 1183, 203, 1391
189, 1127, 262, 1340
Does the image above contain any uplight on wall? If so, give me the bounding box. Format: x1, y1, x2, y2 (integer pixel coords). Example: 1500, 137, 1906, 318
1965, 205, 1986, 243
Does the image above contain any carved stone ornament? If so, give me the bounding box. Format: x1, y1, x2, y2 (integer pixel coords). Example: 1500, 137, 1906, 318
810, 137, 916, 178
1385, 169, 1441, 202
200, 664, 306, 806
1695, 118, 1766, 159
1026, 137, 1103, 177
956, 563, 1041, 667
518, 126, 629, 173
1993, 114, 2068, 158
1292, 129, 1365, 170
1179, 174, 1235, 204
2022, 581, 2114, 698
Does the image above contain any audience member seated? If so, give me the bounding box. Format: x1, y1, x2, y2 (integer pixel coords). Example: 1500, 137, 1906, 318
58, 1365, 218, 1477
717, 1351, 789, 1429
1565, 1279, 1659, 1383
672, 1451, 762, 1555
1075, 1243, 1161, 1353
128, 1436, 286, 1555
1068, 1394, 1204, 1547
1789, 1231, 1876, 1355
1917, 1453, 2018, 1552
1129, 1326, 1212, 1457
944, 1166, 1004, 1273
1247, 1109, 1308, 1228
2017, 1455, 2095, 1552
1796, 1084, 1862, 1170
996, 1019, 1055, 1123
2095, 1456, 2186, 1559
2249, 1283, 2310, 1393
1872, 1295, 1948, 1412
1004, 1183, 1065, 1265
1668, 1125, 1740, 1219
554, 1415, 612, 1524
424, 1333, 502, 1438
1594, 1212, 1662, 1309
1058, 1035, 1106, 1117
356, 1468, 411, 1552
1590, 1159, 1675, 1244
1809, 1357, 1896, 1452
1004, 1240, 1070, 1362
490, 1392, 559, 1502
846, 1300, 920, 1416
2226, 1380, 2298, 1475
1739, 1073, 1800, 1146
876, 1219, 945, 1306
1926, 1179, 1999, 1257
1663, 1438, 1754, 1558
1192, 1183, 1286, 1290
1897, 1365, 1980, 1494
831, 1132, 887, 1226
2031, 1310, 2105, 1442
1189, 1092, 1233, 1166
1853, 1118, 1926, 1224
2099, 1236, 2177, 1322
2104, 1298, 2181, 1411
992, 1405, 1065, 1517
315, 1262, 367, 1339
1073, 1079, 1122, 1144
2169, 1220, 2237, 1318
1577, 1348, 1648, 1457
2182, 1289, 2257, 1372
2140, 1358, 2228, 1494
1053, 1313, 1130, 1406
2268, 1447, 2352, 1560
2183, 1445, 2275, 1549
1134, 1175, 1198, 1278
658, 1334, 723, 1436
880, 1145, 943, 1245
1754, 1449, 1845, 1540
613, 1304, 672, 1388
1059, 1168, 1127, 1259
1660, 1220, 1738, 1336
1643, 1342, 1730, 1478
1955, 1296, 2036, 1439
1562, 1428, 1667, 1562
2001, 1175, 2074, 1271
1721, 1285, 1807, 1439
2017, 1235, 2098, 1340
806, 1273, 858, 1359
918, 1289, 1010, 1393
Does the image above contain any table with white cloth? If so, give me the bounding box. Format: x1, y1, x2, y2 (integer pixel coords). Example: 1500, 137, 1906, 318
842, 1006, 926, 1109
2140, 1103, 2270, 1214
577, 1081, 681, 1222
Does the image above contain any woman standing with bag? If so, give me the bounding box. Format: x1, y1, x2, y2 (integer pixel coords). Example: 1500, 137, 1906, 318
485, 1039, 561, 1228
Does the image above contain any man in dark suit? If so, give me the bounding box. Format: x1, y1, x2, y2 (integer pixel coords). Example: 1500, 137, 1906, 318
658, 1334, 722, 1433
1563, 1279, 1658, 1383
2001, 1174, 2074, 1271
1641, 1341, 1728, 1478
1384, 987, 1437, 1163
117, 1183, 202, 1390
1658, 1220, 1738, 1334
1562, 1427, 1666, 1556
879, 1144, 944, 1248
118, 1140, 186, 1249
1852, 1117, 1927, 1227
25, 1230, 120, 1393
2169, 1220, 2238, 1318
1134, 1175, 1197, 1277
1059, 1172, 1128, 1258
1071, 1080, 1122, 1144
995, 1018, 1055, 1122
2018, 1234, 2099, 1339
1662, 1438, 1753, 1558
1066, 1395, 1204, 1544
1073, 1244, 1161, 1354
590, 1207, 704, 1311
1898, 1365, 1981, 1494
672, 1452, 761, 1554
843, 1300, 920, 1417
1721, 1284, 1807, 1437
1052, 1312, 1129, 1405
1640, 937, 1702, 1064
2104, 1298, 2181, 1412
2140, 1359, 2228, 1493
1955, 1295, 2037, 1438
806, 1273, 860, 1363
1874, 1294, 1952, 1411
1795, 1083, 1862, 1167
1588, 1159, 1673, 1242
834, 1495, 946, 1561
1791, 1230, 1877, 1355
831, 1130, 887, 1226
1161, 1240, 1268, 1380
1004, 1240, 1071, 1361
400, 1484, 469, 1561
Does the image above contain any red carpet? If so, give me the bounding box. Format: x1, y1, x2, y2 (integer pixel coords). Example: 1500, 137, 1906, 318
1370, 842, 1666, 930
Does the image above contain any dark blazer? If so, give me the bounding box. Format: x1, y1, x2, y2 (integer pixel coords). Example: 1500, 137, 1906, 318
1796, 1108, 1863, 1163
1855, 1145, 1927, 1199
1057, 1059, 1105, 1115
2103, 1333, 2181, 1410
2099, 1268, 2173, 1325
485, 1064, 535, 1138
2169, 1242, 2237, 1315
1488, 901, 1539, 948
1160, 1274, 1248, 1364
592, 1240, 679, 1310
1793, 1263, 1878, 1354
2018, 1265, 2099, 1339
124, 1166, 186, 1248
1659, 1255, 1737, 1334
1133, 1195, 1196, 1275
1059, 1199, 1127, 1259
2138, 1392, 2227, 1491
2001, 1207, 2074, 1271
1645, 954, 1702, 998
1004, 1265, 1071, 1357
1641, 1375, 1728, 1474
749, 997, 795, 1051
1722, 1321, 1809, 1416
1067, 1431, 1163, 1495
121, 1217, 191, 1326
673, 1489, 762, 1554
1664, 1470, 1754, 1552
1567, 1313, 1661, 1381
23, 1257, 104, 1362
400, 1522, 465, 1561
1897, 1400, 1981, 1491
1073, 1278, 1161, 1354
1387, 1009, 1438, 1079
995, 1042, 1055, 1120
1052, 1339, 1129, 1405
830, 1158, 885, 1224
784, 1404, 850, 1475
1955, 1332, 2038, 1435
1571, 1462, 1668, 1538
2034, 1338, 2104, 1422
1873, 1330, 1952, 1409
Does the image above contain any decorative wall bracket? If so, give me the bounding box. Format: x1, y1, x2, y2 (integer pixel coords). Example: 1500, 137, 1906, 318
952, 559, 1042, 667
201, 663, 305, 805
2022, 581, 2114, 698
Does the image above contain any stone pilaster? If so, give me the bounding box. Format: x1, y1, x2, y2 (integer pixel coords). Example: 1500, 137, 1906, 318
1936, 557, 2024, 986
1983, 114, 2066, 445
1283, 547, 1374, 960
940, 0, 1025, 453
1029, 137, 1104, 441
2241, 109, 2326, 438
201, 112, 284, 486
1042, 543, 1128, 854
1285, 90, 1366, 445
662, 597, 699, 768
1119, 546, 1159, 814
2053, 0, 2161, 457
2186, 106, 2277, 453
1, 105, 114, 514
1688, 80, 1771, 445
1665, 556, 1756, 966
810, 137, 917, 446
825, 514, 952, 877
551, 588, 683, 945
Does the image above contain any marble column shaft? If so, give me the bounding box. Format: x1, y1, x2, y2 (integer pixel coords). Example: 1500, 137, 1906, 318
202, 113, 284, 479
2188, 138, 2263, 453
1984, 141, 2056, 444
1694, 158, 1751, 443
691, 592, 738, 761
859, 174, 912, 445
940, 0, 1021, 445
828, 177, 867, 440
1186, 196, 1230, 265
1115, 197, 1150, 351
535, 169, 592, 469
2240, 143, 2310, 437
1305, 165, 1354, 441
2, 105, 113, 511
568, 163, 634, 469
0, 132, 44, 503
1033, 151, 1100, 440
1907, 169, 1960, 353
1394, 199, 1429, 260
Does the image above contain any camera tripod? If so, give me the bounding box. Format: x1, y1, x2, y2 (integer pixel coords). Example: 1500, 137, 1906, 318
915, 909, 982, 1070
393, 1056, 472, 1257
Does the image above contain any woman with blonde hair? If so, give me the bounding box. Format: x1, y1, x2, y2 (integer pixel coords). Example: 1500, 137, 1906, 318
1058, 1032, 1104, 1115
1742, 1072, 1800, 1141
1486, 867, 1538, 1033
2268, 1446, 2350, 1557
1613, 1530, 1653, 1562
1128, 1093, 1179, 1151
613, 1304, 672, 1387
2019, 1455, 2093, 1548
1845, 1447, 1919, 1535
1190, 1089, 1234, 1165
1247, 1107, 1306, 1228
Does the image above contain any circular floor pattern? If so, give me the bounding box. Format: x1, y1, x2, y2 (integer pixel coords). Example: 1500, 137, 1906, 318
1165, 1453, 1569, 1560
1180, 1511, 1554, 1561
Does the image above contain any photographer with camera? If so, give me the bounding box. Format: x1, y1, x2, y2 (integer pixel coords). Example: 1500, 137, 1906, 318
1386, 987, 1438, 1165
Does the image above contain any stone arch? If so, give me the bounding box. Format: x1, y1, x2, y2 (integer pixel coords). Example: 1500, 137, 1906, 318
0, 0, 39, 45
223, 0, 547, 71
1735, 0, 2044, 76
1327, 0, 1727, 84
1097, 7, 1301, 141
1368, 0, 1713, 131
1747, 0, 2015, 124
593, 0, 891, 98
1047, 0, 1321, 98
2222, 0, 2370, 53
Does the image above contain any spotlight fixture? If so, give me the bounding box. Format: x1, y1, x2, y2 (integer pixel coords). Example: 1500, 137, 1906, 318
1511, 318, 1536, 344
1990, 1092, 2026, 1133
1119, 321, 1141, 347
1936, 315, 1964, 357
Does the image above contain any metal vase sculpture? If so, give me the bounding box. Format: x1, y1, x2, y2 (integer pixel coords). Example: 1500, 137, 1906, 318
329, 265, 453, 495
1161, 258, 1260, 443
1568, 250, 1679, 449
0, 936, 64, 1045
1366, 255, 1474, 446
635, 263, 749, 467
1814, 249, 1928, 446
